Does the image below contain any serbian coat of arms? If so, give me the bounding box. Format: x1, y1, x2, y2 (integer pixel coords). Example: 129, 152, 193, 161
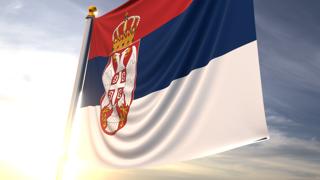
100, 14, 140, 135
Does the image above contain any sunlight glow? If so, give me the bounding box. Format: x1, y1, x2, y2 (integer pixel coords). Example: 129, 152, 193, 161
94, 10, 99, 17
0, 49, 78, 180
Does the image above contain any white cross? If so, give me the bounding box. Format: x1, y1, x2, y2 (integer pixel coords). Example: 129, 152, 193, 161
109, 72, 125, 105
108, 48, 129, 106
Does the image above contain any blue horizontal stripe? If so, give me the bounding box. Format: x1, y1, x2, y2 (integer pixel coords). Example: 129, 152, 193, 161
82, 56, 106, 107
82, 0, 256, 107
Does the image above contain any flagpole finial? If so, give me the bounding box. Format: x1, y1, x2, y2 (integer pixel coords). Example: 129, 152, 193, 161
87, 6, 98, 18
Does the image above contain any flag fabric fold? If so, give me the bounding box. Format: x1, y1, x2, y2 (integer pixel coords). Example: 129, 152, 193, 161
73, 0, 269, 168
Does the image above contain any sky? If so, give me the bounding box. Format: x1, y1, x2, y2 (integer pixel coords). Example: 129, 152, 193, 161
0, 0, 319, 179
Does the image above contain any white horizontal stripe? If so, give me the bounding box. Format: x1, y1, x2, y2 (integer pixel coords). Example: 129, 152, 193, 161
72, 41, 268, 168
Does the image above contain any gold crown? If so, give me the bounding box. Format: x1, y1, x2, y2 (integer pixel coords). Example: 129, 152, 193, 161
112, 14, 140, 52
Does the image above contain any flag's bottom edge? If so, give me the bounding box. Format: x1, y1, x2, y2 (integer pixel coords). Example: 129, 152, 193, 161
66, 135, 269, 170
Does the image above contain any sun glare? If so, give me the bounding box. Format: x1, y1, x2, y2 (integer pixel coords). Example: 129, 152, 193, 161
0, 49, 78, 179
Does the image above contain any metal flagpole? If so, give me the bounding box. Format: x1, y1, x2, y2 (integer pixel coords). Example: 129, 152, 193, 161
56, 6, 97, 180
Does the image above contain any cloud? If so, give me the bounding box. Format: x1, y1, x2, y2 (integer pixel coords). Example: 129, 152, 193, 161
254, 0, 320, 139
0, 0, 86, 54
0, 47, 79, 180
152, 127, 319, 180
0, 0, 129, 53
60, 113, 320, 180
0, 0, 319, 179
4, 1, 23, 14
1, 111, 318, 180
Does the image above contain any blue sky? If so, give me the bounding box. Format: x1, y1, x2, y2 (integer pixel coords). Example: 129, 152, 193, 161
256, 0, 320, 139
0, 0, 319, 179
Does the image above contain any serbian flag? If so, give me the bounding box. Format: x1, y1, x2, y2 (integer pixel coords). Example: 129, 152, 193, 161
73, 0, 269, 168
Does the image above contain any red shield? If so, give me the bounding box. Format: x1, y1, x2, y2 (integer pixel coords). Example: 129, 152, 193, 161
100, 41, 139, 135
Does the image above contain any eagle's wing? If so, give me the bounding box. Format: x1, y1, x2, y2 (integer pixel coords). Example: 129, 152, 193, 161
123, 45, 137, 106
101, 55, 117, 107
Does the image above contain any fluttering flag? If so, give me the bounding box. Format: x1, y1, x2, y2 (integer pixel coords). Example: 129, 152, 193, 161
73, 0, 269, 168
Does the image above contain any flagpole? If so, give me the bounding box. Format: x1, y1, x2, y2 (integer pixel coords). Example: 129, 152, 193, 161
56, 6, 97, 180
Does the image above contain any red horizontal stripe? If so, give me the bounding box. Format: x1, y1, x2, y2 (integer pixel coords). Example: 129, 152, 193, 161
88, 0, 192, 60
